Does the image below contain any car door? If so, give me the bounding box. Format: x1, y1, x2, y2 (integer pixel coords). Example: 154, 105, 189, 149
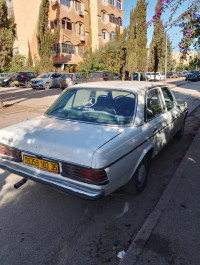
146, 87, 171, 156
50, 73, 59, 87
160, 86, 183, 138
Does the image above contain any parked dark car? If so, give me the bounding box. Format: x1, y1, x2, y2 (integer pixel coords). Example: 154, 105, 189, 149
166, 72, 178, 78
0, 73, 18, 87
14, 72, 38, 88
186, 70, 200, 81
88, 71, 116, 82
133, 72, 146, 81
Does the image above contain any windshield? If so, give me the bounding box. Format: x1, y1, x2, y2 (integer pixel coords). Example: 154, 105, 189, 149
39, 74, 50, 78
46, 88, 136, 126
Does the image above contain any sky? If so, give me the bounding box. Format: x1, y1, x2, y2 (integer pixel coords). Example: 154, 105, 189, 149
123, 0, 192, 51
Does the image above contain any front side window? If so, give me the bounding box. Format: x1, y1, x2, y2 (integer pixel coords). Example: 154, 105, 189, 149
62, 18, 73, 30
117, 0, 122, 9
146, 88, 164, 120
46, 88, 136, 126
161, 87, 175, 111
110, 0, 115, 6
60, 0, 70, 7
102, 30, 107, 40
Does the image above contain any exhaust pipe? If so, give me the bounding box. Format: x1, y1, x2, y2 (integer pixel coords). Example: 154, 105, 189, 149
14, 178, 28, 189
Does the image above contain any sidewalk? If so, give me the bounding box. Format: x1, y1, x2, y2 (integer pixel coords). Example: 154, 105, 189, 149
120, 126, 200, 264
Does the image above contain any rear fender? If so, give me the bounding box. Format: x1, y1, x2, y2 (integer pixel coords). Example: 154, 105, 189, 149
128, 145, 153, 182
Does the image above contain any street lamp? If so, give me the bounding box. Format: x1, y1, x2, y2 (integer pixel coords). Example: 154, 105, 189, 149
164, 31, 168, 83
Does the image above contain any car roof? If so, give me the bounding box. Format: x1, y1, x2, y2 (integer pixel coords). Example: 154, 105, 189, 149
73, 81, 164, 94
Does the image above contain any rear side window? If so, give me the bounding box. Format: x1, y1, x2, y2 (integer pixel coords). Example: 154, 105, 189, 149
161, 87, 175, 110
146, 88, 164, 120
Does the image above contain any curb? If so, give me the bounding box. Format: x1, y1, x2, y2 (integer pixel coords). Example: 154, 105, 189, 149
120, 127, 200, 265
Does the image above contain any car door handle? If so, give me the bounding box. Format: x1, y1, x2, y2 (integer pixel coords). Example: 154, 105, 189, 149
153, 128, 158, 133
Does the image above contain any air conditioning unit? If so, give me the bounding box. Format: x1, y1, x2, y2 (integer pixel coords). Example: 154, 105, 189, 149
79, 10, 84, 16
80, 35, 85, 42
49, 0, 57, 6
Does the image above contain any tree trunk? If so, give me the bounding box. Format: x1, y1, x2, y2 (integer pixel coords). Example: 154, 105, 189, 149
0, 98, 4, 108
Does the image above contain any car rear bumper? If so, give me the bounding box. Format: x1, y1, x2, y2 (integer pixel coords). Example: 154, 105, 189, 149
0, 159, 105, 200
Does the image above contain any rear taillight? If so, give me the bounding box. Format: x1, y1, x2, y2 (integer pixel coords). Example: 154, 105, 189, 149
0, 144, 22, 161
21, 75, 25, 78
61, 163, 108, 183
101, 77, 106, 81
70, 77, 74, 82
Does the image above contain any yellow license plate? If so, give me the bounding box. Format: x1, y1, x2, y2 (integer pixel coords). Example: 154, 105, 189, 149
23, 155, 59, 174
14, 81, 19, 83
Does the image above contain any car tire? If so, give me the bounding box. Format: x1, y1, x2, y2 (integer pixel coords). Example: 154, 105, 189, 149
9, 81, 13, 87
25, 81, 31, 88
124, 156, 150, 195
175, 118, 186, 139
44, 82, 50, 90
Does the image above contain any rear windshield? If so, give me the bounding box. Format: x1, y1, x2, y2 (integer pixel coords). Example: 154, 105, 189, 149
46, 88, 136, 126
62, 74, 73, 78
88, 72, 103, 78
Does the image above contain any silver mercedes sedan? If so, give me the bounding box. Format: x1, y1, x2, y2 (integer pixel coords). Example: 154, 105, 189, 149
0, 81, 188, 200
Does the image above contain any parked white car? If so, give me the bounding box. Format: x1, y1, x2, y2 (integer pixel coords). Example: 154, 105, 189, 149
0, 81, 188, 200
148, 72, 165, 81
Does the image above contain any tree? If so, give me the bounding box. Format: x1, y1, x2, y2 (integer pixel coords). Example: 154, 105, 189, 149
0, 0, 15, 72
136, 0, 148, 79
37, 0, 59, 71
150, 0, 200, 54
9, 53, 26, 72
149, 0, 165, 74
26, 41, 33, 68
125, 8, 138, 80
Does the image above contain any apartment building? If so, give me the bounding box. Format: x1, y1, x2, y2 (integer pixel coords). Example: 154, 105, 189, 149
10, 0, 123, 70
172, 51, 195, 67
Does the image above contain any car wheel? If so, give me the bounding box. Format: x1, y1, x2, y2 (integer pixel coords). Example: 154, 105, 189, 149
44, 82, 50, 90
175, 118, 186, 139
124, 156, 150, 195
25, 81, 31, 88
9, 81, 13, 87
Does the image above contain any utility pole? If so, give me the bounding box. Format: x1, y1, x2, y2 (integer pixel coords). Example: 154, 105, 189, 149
164, 31, 168, 83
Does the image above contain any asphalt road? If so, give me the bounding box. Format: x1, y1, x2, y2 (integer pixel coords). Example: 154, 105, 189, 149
0, 80, 200, 265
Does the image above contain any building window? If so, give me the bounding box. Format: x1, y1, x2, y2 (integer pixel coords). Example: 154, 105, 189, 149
62, 18, 73, 30
117, 0, 122, 9
102, 29, 107, 40
49, 20, 58, 30
110, 31, 115, 40
101, 0, 107, 3
117, 17, 122, 26
76, 22, 85, 35
110, 0, 114, 6
56, 42, 76, 54
101, 11, 106, 22
109, 14, 115, 23
60, 0, 70, 7
74, 0, 82, 11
